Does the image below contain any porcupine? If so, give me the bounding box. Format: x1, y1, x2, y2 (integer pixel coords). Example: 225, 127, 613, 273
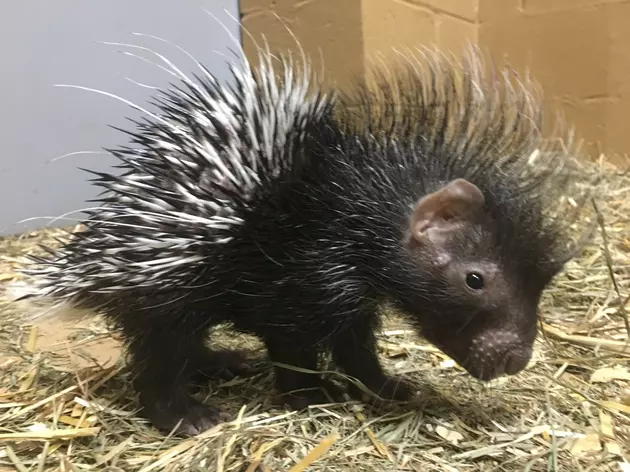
14, 41, 590, 436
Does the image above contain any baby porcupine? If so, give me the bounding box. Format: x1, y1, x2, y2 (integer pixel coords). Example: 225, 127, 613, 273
15, 44, 589, 436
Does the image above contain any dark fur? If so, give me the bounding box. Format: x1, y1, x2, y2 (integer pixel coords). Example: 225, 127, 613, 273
19, 47, 588, 436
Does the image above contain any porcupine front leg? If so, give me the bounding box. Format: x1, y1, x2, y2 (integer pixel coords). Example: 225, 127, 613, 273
264, 337, 344, 410
331, 315, 415, 403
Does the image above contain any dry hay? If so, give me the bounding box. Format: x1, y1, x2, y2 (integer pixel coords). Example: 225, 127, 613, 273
0, 156, 629, 472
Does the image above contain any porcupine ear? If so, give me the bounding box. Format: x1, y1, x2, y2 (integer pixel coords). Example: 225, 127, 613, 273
409, 179, 485, 254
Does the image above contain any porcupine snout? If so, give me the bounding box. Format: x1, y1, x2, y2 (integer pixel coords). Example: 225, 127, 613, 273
465, 329, 534, 381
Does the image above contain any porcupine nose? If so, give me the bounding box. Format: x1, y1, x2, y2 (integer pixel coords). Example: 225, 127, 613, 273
500, 345, 532, 375
468, 329, 533, 380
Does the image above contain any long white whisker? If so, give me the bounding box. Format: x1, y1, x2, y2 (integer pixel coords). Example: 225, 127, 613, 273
100, 40, 193, 84
49, 150, 106, 163
130, 32, 238, 79
15, 207, 103, 227
115, 49, 183, 82
54, 84, 164, 124
202, 7, 246, 64
121, 75, 162, 90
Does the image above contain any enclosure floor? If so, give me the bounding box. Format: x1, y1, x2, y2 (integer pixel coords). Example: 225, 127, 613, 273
1, 161, 629, 471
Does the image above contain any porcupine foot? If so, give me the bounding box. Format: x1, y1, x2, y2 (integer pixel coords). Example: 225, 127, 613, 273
139, 388, 222, 437
332, 321, 415, 405
264, 338, 345, 410
127, 331, 233, 436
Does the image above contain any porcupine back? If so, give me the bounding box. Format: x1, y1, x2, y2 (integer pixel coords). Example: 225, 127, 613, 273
15, 44, 588, 333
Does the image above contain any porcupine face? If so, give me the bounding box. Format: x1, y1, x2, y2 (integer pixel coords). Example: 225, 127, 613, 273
399, 178, 558, 381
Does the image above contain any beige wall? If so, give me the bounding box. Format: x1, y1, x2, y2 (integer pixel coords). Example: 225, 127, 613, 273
478, 0, 630, 163
362, 0, 478, 59
241, 0, 630, 164
240, 0, 364, 90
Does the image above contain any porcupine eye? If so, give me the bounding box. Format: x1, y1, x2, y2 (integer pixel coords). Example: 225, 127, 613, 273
465, 272, 484, 290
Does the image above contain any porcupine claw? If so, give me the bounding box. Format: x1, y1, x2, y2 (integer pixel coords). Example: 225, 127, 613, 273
140, 390, 222, 437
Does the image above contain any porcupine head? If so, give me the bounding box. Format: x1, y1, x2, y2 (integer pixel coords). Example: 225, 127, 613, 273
399, 177, 538, 382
